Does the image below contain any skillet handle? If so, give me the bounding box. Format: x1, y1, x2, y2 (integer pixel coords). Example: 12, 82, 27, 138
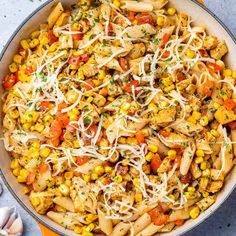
37, 0, 205, 235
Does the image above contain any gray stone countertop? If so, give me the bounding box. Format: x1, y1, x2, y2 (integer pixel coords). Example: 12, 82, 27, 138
0, 0, 235, 235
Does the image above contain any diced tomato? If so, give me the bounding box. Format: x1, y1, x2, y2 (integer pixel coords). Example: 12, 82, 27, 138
162, 50, 170, 59
25, 66, 35, 76
206, 62, 223, 73
198, 49, 207, 57
2, 74, 17, 89
128, 11, 136, 21
117, 165, 129, 176
39, 163, 49, 174
175, 219, 185, 226
125, 181, 133, 191
150, 154, 162, 172
68, 55, 81, 65
50, 120, 63, 139
137, 13, 154, 25
99, 87, 108, 97
123, 80, 140, 93
162, 33, 170, 45
58, 102, 69, 112
83, 79, 95, 91
40, 101, 52, 110
174, 155, 182, 169
148, 207, 169, 226
48, 31, 58, 45
135, 131, 145, 144
18, 47, 27, 58
76, 156, 89, 166
119, 58, 129, 71
107, 23, 113, 33
159, 130, 170, 138
72, 33, 84, 40
59, 128, 66, 141
228, 121, 236, 130
180, 173, 192, 184
58, 114, 69, 127
26, 172, 36, 185
202, 80, 215, 96
224, 99, 236, 110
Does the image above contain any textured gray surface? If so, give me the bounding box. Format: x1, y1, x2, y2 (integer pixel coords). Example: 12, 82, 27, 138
0, 0, 235, 236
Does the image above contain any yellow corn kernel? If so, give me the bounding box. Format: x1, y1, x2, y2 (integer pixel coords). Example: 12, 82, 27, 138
9, 109, 20, 119
164, 84, 175, 93
132, 19, 138, 25
30, 31, 40, 39
196, 149, 204, 157
48, 42, 58, 52
31, 140, 40, 149
192, 111, 201, 120
87, 96, 94, 103
186, 49, 195, 58
159, 100, 169, 108
232, 70, 236, 79
187, 186, 196, 192
64, 180, 72, 186
13, 54, 23, 64
77, 68, 84, 80
188, 116, 196, 124
148, 144, 158, 153
86, 214, 97, 223
202, 168, 211, 177
213, 102, 221, 109
29, 39, 40, 48
17, 175, 26, 183
83, 174, 91, 182
113, 0, 120, 8
74, 226, 83, 234
11, 159, 19, 169
223, 69, 232, 77
68, 113, 78, 121
97, 70, 106, 80
82, 232, 93, 236
145, 152, 154, 162
43, 115, 53, 125
120, 102, 131, 114
73, 139, 80, 148
199, 116, 209, 126
13, 168, 21, 176
210, 129, 220, 137
107, 96, 115, 102
114, 174, 123, 183
9, 63, 18, 73
20, 169, 29, 179
21, 156, 30, 165
134, 193, 143, 202
202, 192, 209, 198
105, 166, 112, 173
31, 197, 41, 207
157, 16, 164, 26
168, 149, 177, 159
40, 147, 51, 158
66, 90, 79, 103
22, 111, 39, 123
195, 156, 204, 164
167, 7, 176, 15
162, 77, 173, 86
118, 137, 126, 144
94, 165, 105, 176
126, 137, 138, 145
40, 36, 49, 46
59, 184, 70, 196
20, 39, 30, 50
91, 173, 98, 180
184, 191, 197, 200
168, 194, 176, 201
148, 103, 159, 113
65, 171, 74, 180
200, 161, 207, 170
34, 123, 44, 132
190, 206, 200, 219
22, 186, 30, 195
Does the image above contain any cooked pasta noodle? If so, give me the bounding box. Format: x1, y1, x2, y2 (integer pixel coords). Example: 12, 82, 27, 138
1, 0, 236, 235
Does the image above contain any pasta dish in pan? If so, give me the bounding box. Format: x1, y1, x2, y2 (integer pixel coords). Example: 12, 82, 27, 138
1, 0, 236, 235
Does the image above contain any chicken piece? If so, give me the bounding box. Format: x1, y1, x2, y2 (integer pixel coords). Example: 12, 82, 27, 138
161, 132, 188, 148
196, 195, 216, 211
203, 35, 218, 50
210, 40, 228, 60
53, 197, 75, 212
198, 177, 209, 191
157, 157, 172, 173
208, 180, 223, 193
82, 58, 99, 77
152, 107, 176, 125
190, 162, 202, 179
30, 191, 54, 214
214, 106, 236, 124
125, 24, 156, 38
128, 43, 146, 59
3, 114, 16, 132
